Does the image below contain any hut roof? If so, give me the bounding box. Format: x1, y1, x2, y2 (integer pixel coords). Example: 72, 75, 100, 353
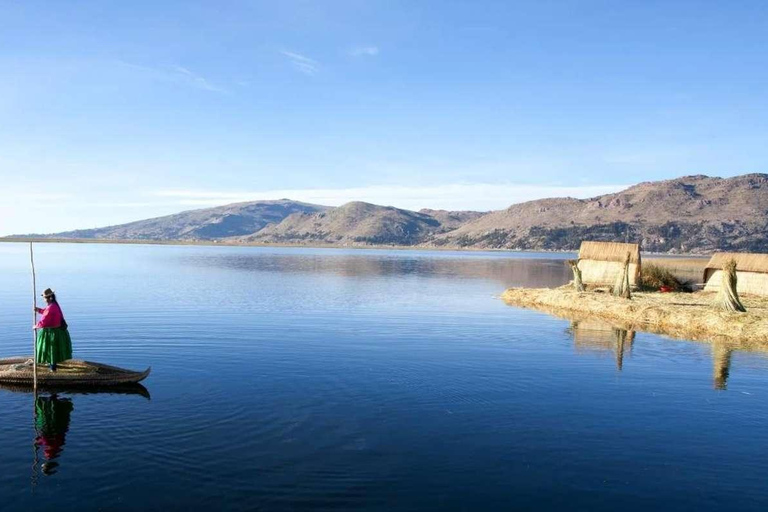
705, 252, 768, 274
578, 241, 640, 264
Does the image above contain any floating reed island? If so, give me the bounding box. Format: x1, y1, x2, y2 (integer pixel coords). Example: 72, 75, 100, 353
502, 241, 768, 346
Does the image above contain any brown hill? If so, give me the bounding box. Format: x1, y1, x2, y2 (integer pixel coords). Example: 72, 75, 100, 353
9, 174, 768, 253
241, 201, 441, 245
418, 209, 485, 231
20, 199, 329, 240
432, 174, 768, 252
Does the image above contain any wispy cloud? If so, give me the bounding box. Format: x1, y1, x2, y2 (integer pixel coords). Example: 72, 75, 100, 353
117, 61, 228, 93
349, 46, 379, 57
151, 183, 628, 211
280, 50, 319, 75
171, 65, 228, 93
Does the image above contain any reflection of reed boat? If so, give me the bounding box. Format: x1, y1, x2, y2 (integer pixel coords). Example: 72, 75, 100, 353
0, 358, 150, 387
0, 381, 151, 399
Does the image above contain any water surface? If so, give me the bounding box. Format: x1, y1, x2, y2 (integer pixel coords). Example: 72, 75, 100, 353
0, 243, 767, 511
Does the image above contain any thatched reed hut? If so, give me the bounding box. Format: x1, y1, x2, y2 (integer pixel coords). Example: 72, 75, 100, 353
703, 252, 768, 297
577, 241, 641, 287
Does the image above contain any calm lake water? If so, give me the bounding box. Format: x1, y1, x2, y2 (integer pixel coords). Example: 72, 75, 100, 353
1, 243, 767, 511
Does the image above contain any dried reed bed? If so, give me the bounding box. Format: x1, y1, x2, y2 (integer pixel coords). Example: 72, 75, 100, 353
501, 287, 768, 347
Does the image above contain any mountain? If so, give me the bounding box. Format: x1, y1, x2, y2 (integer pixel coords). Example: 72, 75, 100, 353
9, 174, 768, 253
241, 201, 442, 245
25, 199, 329, 240
418, 209, 485, 232
431, 173, 768, 253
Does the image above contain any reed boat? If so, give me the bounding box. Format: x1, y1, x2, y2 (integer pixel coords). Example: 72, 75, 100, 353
0, 357, 150, 387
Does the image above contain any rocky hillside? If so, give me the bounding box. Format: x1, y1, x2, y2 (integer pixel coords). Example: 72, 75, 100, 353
418, 209, 485, 232
28, 199, 329, 240
10, 174, 768, 253
432, 174, 768, 253
241, 202, 442, 245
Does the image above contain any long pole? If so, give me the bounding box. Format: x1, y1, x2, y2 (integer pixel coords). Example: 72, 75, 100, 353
30, 243, 38, 392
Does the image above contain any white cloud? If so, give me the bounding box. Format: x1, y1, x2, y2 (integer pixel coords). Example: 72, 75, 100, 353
117, 60, 228, 93
349, 46, 379, 57
280, 50, 319, 75
171, 65, 227, 93
151, 182, 627, 211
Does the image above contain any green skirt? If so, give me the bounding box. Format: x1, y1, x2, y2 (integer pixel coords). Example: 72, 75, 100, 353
36, 327, 73, 365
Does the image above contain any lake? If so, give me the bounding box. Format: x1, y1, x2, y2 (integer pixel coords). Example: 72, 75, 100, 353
1, 243, 767, 511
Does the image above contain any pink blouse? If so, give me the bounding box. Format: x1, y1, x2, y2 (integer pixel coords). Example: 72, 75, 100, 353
37, 303, 63, 329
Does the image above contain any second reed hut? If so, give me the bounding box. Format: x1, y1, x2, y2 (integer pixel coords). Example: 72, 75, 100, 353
703, 252, 768, 297
577, 241, 641, 287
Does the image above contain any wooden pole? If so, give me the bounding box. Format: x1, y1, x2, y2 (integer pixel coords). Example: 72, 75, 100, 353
30, 243, 38, 392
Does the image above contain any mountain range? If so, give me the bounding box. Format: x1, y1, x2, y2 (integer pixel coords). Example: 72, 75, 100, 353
10, 174, 768, 253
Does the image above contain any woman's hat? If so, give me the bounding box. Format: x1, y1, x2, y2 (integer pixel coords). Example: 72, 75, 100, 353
41, 288, 55, 298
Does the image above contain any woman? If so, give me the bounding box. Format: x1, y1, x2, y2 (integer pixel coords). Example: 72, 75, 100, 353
34, 288, 72, 372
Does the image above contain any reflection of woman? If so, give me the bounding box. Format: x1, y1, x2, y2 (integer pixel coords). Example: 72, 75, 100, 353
34, 394, 74, 475
34, 288, 72, 372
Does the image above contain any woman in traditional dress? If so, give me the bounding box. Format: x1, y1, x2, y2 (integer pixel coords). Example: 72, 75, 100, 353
34, 288, 72, 372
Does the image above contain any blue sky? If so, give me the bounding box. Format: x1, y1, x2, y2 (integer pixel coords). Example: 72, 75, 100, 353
1, 0, 767, 234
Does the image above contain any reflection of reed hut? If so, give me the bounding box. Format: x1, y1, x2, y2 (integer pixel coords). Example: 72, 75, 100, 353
703, 252, 768, 297
569, 319, 635, 370
577, 241, 641, 287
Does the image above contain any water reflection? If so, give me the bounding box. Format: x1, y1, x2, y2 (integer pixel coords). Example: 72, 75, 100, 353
34, 394, 73, 476
565, 316, 762, 389
179, 251, 573, 289
568, 319, 635, 370
712, 343, 732, 391
0, 384, 150, 483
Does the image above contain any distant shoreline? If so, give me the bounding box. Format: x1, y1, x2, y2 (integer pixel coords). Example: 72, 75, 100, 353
0, 237, 713, 258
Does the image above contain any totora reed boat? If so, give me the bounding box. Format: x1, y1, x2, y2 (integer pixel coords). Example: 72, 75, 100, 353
0, 358, 150, 387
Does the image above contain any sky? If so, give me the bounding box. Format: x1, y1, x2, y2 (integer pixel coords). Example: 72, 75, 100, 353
1, 0, 767, 235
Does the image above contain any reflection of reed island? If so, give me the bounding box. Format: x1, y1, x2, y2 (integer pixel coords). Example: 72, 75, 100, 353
568, 319, 635, 370
35, 395, 73, 476
712, 343, 733, 391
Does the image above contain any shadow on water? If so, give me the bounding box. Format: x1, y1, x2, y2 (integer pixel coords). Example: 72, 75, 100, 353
566, 317, 741, 390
